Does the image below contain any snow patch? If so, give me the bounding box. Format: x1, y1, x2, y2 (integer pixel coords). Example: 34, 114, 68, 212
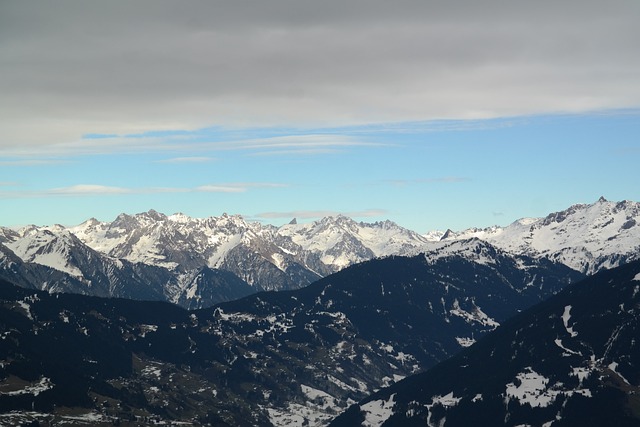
207, 234, 242, 268
300, 384, 337, 410
141, 364, 163, 379
327, 375, 358, 393
16, 300, 33, 320
138, 324, 158, 337
271, 253, 287, 272
264, 386, 342, 427
505, 367, 592, 409
0, 377, 53, 396
426, 392, 461, 427
266, 402, 335, 427
570, 366, 592, 384
608, 361, 631, 385
456, 336, 476, 347
449, 299, 500, 329
361, 393, 396, 427
505, 368, 554, 408
60, 412, 110, 423
430, 391, 462, 408
562, 305, 578, 337
554, 338, 582, 356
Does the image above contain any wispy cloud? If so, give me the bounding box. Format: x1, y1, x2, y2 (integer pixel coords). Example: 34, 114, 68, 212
197, 182, 288, 193
254, 208, 388, 220
47, 185, 135, 195
150, 133, 384, 156
195, 185, 246, 193
387, 177, 471, 187
0, 131, 385, 158
0, 159, 70, 166
248, 148, 345, 157
0, 182, 288, 198
154, 157, 216, 164
44, 185, 190, 196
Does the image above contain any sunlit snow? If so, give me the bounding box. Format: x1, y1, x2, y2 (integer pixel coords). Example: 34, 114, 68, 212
504, 367, 592, 409
505, 368, 554, 408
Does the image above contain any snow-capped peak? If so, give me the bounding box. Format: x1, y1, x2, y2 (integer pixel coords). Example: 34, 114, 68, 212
5, 228, 85, 278
434, 198, 640, 274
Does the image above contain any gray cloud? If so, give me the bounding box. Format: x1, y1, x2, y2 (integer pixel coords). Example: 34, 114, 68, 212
1, 1, 638, 151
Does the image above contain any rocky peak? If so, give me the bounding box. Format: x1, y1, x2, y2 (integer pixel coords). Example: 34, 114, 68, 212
144, 209, 167, 222
440, 229, 456, 240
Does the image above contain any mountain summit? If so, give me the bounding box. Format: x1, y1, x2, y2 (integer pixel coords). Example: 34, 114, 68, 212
439, 198, 640, 274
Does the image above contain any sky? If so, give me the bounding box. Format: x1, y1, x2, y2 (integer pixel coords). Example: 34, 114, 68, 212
1, 1, 639, 233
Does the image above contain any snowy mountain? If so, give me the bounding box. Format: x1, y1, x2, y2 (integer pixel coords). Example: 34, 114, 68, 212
1, 227, 170, 301
440, 197, 640, 274
0, 249, 581, 426
1, 197, 639, 307
0, 241, 91, 294
0, 228, 258, 308
69, 211, 431, 281
275, 215, 432, 271
0, 212, 435, 306
330, 259, 640, 427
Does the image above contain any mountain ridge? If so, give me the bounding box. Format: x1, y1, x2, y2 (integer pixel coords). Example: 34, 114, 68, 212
1, 198, 639, 308
440, 197, 640, 274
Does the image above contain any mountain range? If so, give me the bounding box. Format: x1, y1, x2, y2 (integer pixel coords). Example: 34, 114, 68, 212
1, 198, 639, 425
439, 197, 640, 274
1, 197, 639, 308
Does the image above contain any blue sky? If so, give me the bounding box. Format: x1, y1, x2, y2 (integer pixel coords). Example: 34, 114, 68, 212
1, 1, 639, 232
2, 111, 638, 232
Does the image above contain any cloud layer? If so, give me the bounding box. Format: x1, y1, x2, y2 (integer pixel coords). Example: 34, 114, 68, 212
1, 1, 639, 152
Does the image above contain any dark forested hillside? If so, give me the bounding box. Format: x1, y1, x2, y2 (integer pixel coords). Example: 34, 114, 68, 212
0, 249, 582, 425
331, 259, 640, 427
